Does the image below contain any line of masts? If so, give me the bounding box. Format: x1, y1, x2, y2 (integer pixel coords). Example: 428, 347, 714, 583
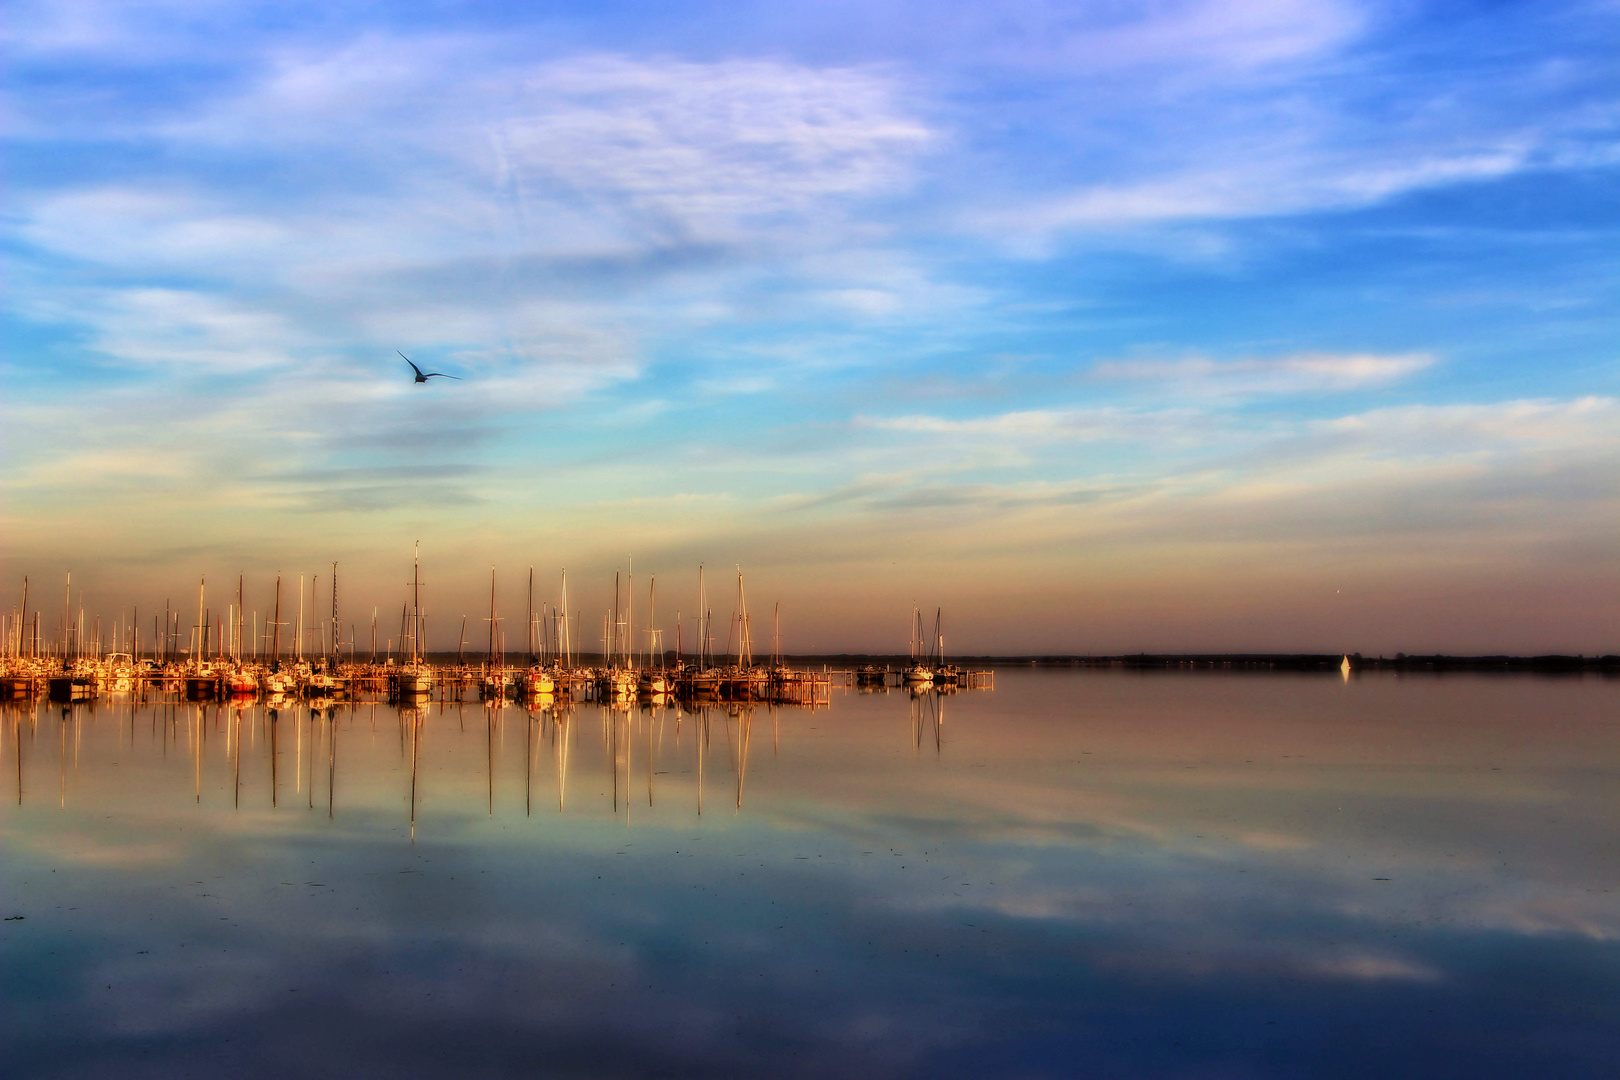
1, 554, 799, 672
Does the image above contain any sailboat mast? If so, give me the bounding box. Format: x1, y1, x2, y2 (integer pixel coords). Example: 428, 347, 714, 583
331, 563, 339, 664
488, 567, 497, 668
560, 568, 570, 669
736, 567, 748, 668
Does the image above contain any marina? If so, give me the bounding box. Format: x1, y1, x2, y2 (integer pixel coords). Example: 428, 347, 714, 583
0, 560, 991, 708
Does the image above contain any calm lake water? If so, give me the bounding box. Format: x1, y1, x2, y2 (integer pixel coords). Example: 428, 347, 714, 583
3, 670, 1618, 1078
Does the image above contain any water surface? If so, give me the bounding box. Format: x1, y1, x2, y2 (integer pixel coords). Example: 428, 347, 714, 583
3, 670, 1618, 1077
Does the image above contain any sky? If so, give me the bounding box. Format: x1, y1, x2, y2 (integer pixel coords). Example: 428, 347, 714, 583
3, 0, 1619, 655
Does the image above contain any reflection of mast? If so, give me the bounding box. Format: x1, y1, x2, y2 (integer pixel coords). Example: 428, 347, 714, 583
610, 707, 620, 812
270, 706, 278, 808
409, 709, 421, 842
696, 707, 707, 815
327, 710, 336, 819
306, 710, 316, 809
555, 711, 570, 811
735, 708, 752, 810
647, 705, 656, 807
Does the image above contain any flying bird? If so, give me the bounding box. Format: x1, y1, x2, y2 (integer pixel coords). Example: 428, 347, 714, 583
400, 351, 461, 383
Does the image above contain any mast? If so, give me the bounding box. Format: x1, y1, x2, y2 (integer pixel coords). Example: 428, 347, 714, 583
412, 542, 421, 665
735, 567, 750, 668
696, 564, 706, 669
487, 567, 497, 669
330, 563, 339, 666
560, 568, 570, 669
196, 577, 206, 668
612, 571, 621, 669
527, 567, 534, 662
271, 576, 282, 665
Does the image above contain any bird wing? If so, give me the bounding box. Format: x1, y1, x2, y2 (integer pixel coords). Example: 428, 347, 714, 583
423, 372, 462, 380
398, 350, 425, 378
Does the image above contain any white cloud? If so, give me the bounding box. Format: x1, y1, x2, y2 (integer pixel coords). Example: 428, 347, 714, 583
499, 55, 930, 229
859, 406, 1209, 444
1314, 396, 1620, 456
976, 140, 1541, 241
1094, 352, 1436, 396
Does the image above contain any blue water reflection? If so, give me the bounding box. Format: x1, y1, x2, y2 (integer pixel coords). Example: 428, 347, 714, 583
3, 671, 1617, 1077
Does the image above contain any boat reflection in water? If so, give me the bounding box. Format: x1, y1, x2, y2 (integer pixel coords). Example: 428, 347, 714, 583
2, 669, 1618, 1078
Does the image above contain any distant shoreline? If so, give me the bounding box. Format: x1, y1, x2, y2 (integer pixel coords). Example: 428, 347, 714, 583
410, 652, 1620, 674
810, 653, 1620, 674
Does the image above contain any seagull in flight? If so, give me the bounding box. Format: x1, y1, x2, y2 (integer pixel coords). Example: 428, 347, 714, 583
400, 351, 461, 383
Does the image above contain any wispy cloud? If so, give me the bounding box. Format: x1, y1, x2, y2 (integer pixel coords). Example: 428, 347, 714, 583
4, 2, 1619, 649
1094, 352, 1436, 397
858, 406, 1212, 445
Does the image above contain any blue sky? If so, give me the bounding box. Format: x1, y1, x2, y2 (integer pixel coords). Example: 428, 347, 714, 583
3, 0, 1619, 653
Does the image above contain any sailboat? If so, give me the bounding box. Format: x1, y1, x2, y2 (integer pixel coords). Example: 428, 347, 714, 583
392, 544, 434, 698
931, 609, 959, 686
902, 606, 934, 685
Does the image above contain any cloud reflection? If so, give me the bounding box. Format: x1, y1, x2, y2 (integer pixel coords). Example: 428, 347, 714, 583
3, 672, 1618, 1076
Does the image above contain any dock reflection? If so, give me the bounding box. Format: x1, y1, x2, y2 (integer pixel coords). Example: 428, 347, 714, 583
2, 671, 1619, 1079
0, 684, 959, 832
